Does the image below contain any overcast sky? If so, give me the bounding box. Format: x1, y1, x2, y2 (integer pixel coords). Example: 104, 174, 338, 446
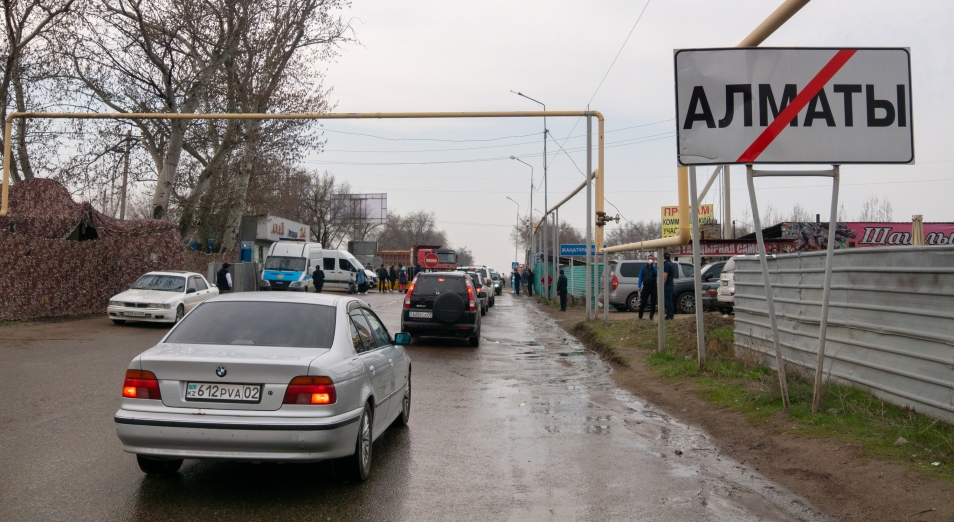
309, 0, 953, 273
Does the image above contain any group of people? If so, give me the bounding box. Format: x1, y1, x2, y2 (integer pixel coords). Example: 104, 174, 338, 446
375, 264, 410, 293
636, 253, 676, 320
509, 267, 570, 312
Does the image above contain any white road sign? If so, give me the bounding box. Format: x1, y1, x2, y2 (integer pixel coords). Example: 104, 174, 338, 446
675, 48, 913, 165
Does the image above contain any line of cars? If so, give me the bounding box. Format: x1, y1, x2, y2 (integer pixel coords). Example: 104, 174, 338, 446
603, 259, 727, 315
398, 265, 501, 347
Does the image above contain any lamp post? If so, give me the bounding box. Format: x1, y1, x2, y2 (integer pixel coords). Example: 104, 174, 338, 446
511, 91, 548, 298
505, 196, 520, 262
510, 155, 534, 265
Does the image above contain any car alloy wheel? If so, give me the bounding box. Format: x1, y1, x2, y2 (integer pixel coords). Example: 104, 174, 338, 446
626, 293, 640, 312
396, 374, 411, 426
337, 404, 373, 482
678, 292, 695, 314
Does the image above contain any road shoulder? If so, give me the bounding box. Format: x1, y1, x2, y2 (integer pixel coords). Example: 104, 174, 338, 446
537, 300, 954, 522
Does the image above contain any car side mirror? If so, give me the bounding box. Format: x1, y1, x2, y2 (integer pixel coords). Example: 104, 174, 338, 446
394, 332, 411, 345
186, 288, 196, 294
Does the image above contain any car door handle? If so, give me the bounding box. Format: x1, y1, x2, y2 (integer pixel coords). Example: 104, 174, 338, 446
369, 365, 375, 375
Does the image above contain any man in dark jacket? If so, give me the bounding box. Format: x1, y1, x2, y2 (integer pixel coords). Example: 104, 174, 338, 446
525, 268, 534, 296
663, 253, 676, 320
557, 269, 568, 311
313, 264, 325, 293
638, 256, 657, 319
389, 265, 398, 292
216, 263, 232, 294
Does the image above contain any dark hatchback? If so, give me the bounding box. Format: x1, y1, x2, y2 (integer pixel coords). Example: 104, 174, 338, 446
400, 272, 482, 346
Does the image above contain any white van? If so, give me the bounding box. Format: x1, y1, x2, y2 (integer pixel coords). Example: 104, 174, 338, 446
261, 241, 322, 291
316, 249, 377, 291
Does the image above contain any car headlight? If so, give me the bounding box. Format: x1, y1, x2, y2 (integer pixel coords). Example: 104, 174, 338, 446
109, 300, 121, 306
289, 281, 303, 288
261, 280, 271, 287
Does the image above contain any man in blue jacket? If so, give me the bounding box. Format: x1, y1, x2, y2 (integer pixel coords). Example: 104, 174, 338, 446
663, 253, 676, 320
637, 256, 657, 320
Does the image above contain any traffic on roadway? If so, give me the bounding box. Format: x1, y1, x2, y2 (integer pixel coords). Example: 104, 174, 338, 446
0, 268, 827, 520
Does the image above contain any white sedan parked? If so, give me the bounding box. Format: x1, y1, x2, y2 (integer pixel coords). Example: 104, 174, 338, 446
114, 292, 412, 481
108, 271, 218, 325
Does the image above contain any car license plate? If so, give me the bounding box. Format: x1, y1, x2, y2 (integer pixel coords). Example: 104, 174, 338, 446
186, 382, 261, 402
124, 311, 146, 316
409, 311, 432, 319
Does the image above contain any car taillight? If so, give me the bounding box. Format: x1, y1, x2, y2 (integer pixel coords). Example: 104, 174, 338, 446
467, 285, 476, 312
612, 275, 618, 291
283, 376, 337, 405
404, 281, 415, 309
122, 369, 162, 400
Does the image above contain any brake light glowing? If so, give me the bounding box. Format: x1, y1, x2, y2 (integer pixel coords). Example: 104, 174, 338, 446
612, 275, 619, 291
466, 284, 476, 312
404, 281, 415, 309
283, 376, 337, 405
122, 369, 162, 400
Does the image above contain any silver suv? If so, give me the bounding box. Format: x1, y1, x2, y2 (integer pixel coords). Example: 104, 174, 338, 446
603, 259, 694, 312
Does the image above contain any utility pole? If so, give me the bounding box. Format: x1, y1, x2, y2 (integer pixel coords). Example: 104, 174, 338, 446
120, 129, 131, 220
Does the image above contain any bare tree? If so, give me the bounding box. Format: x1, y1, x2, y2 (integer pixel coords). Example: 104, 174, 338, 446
605, 220, 662, 260
858, 194, 893, 221
455, 246, 474, 266
790, 203, 811, 222
374, 210, 448, 251
1, 0, 76, 182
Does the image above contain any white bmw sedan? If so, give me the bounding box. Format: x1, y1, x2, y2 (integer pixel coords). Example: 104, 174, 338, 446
114, 292, 412, 482
108, 271, 218, 325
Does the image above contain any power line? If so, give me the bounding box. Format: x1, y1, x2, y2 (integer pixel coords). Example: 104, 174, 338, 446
587, 0, 653, 107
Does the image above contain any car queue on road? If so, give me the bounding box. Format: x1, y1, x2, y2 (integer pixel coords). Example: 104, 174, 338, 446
108, 263, 500, 482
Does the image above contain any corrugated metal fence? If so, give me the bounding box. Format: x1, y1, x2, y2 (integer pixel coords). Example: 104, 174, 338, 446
733, 246, 954, 423
208, 262, 260, 293
531, 262, 604, 301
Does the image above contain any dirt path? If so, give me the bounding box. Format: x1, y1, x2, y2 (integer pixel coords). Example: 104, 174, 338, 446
538, 301, 954, 522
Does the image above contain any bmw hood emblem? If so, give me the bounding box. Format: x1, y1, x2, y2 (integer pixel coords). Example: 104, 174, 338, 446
215, 366, 227, 378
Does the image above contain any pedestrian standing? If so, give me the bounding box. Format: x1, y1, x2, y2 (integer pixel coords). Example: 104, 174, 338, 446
377, 266, 388, 293
313, 264, 325, 293
389, 265, 398, 292
356, 269, 368, 294
399, 266, 408, 292
348, 272, 357, 294
663, 253, 676, 320
525, 268, 534, 296
512, 271, 520, 295
637, 255, 658, 320
557, 269, 568, 311
216, 263, 233, 294
541, 272, 553, 299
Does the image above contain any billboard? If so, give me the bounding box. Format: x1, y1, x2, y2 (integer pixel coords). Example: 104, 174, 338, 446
662, 204, 715, 238
255, 215, 310, 242
330, 193, 388, 225
675, 48, 913, 165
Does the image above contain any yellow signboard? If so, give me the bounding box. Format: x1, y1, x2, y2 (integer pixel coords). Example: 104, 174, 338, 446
661, 204, 715, 238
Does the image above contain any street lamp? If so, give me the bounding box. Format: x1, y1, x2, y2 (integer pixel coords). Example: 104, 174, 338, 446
505, 196, 520, 262
510, 155, 534, 266
511, 90, 549, 297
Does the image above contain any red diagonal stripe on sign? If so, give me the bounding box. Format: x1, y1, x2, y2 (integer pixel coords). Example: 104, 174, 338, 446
736, 49, 857, 163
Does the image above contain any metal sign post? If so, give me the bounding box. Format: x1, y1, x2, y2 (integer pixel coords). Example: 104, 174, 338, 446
688, 166, 706, 365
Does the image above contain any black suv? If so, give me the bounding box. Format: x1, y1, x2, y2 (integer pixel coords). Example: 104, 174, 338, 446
401, 272, 482, 346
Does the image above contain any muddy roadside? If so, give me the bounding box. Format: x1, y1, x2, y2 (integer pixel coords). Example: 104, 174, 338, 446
536, 299, 954, 522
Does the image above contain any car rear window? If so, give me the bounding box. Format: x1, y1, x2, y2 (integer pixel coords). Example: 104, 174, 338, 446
618, 262, 644, 278
414, 275, 467, 294
165, 301, 336, 348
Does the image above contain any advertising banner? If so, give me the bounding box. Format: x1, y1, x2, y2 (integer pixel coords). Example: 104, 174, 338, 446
662, 204, 715, 238
677, 241, 796, 257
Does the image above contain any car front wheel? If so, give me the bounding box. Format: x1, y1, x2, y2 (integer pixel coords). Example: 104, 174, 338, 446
173, 305, 184, 324
394, 373, 411, 426
677, 292, 695, 314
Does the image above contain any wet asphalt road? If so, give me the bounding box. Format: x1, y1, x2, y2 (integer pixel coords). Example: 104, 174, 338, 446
0, 292, 829, 521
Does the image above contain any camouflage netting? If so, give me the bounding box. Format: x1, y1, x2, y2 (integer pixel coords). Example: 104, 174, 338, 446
0, 179, 235, 321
